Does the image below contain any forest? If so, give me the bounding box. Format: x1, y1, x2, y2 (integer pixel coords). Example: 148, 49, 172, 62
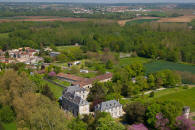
0, 20, 194, 63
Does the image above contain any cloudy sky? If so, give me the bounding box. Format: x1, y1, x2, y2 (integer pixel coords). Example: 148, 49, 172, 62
1, 0, 195, 3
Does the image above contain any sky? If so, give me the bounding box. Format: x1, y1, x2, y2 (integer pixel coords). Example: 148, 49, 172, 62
1, 0, 195, 3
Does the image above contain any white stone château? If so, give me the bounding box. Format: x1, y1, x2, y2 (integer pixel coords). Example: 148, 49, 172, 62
95, 100, 123, 118
61, 85, 89, 116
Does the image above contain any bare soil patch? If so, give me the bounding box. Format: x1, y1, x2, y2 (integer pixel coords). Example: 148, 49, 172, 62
157, 15, 195, 23
0, 17, 88, 23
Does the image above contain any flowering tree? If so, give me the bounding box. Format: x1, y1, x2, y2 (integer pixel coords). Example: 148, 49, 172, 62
155, 113, 170, 130
128, 123, 148, 130
175, 115, 195, 130
48, 71, 56, 77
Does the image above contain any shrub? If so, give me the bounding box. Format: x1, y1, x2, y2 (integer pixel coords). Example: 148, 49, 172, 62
0, 106, 15, 123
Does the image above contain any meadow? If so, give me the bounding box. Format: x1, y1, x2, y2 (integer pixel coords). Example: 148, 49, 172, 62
126, 19, 159, 25
123, 86, 195, 112
144, 60, 195, 74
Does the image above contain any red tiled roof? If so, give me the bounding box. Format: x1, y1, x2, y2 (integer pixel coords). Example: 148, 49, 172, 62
57, 73, 86, 82
72, 73, 112, 87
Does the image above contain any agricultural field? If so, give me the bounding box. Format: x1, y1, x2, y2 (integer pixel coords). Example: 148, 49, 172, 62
158, 15, 195, 23
0, 17, 88, 23
126, 19, 159, 25
144, 60, 195, 74
118, 57, 152, 67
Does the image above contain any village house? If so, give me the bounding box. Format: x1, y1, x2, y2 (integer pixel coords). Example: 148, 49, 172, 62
1, 47, 42, 64
94, 100, 123, 118
49, 51, 60, 57
61, 86, 89, 116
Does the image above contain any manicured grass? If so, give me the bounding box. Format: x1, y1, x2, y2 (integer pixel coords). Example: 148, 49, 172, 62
126, 19, 159, 25
144, 60, 195, 74
131, 87, 195, 112
153, 87, 195, 112
2, 122, 17, 130
118, 57, 151, 67
43, 80, 64, 99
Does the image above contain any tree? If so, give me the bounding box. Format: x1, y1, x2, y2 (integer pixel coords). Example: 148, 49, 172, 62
41, 84, 55, 101
175, 115, 195, 130
71, 65, 80, 74
0, 105, 15, 123
124, 102, 146, 124
69, 117, 87, 130
128, 123, 148, 130
105, 60, 113, 69
95, 112, 125, 130
155, 113, 170, 130
0, 69, 36, 105
148, 74, 155, 89
13, 92, 72, 130
149, 91, 155, 97
145, 103, 161, 128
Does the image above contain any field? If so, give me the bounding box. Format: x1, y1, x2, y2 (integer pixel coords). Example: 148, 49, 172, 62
56, 45, 81, 52
118, 57, 151, 67
126, 19, 159, 25
158, 15, 195, 23
144, 60, 195, 74
118, 15, 195, 26
118, 17, 158, 26
0, 16, 88, 23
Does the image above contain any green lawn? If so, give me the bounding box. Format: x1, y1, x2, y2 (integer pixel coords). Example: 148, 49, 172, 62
56, 45, 80, 52
2, 122, 17, 130
53, 79, 71, 86
153, 87, 195, 112
144, 60, 195, 74
128, 87, 195, 112
118, 57, 152, 67
43, 80, 64, 99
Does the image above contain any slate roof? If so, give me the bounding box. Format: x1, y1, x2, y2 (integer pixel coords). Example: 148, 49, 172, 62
62, 92, 89, 106
95, 100, 122, 111
63, 85, 86, 94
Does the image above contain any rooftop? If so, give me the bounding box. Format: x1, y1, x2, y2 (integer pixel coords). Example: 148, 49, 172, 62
62, 92, 89, 106
95, 100, 122, 111
63, 85, 86, 94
